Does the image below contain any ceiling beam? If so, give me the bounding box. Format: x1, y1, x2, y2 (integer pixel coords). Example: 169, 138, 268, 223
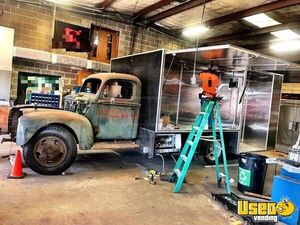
146, 22, 189, 42
240, 39, 283, 50
134, 0, 174, 19
204, 0, 300, 27
96, 0, 115, 9
241, 45, 300, 62
201, 20, 300, 45
147, 0, 213, 22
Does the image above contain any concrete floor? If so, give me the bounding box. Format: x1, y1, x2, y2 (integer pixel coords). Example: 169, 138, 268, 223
0, 142, 280, 225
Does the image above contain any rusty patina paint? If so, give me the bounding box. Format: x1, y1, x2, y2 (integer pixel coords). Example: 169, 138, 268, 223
17, 109, 94, 150
95, 103, 140, 139
84, 73, 142, 105
15, 73, 142, 150
82, 73, 141, 140
99, 106, 135, 120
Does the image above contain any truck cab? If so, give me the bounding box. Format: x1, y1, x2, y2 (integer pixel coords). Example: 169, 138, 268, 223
64, 73, 141, 140
7, 73, 141, 175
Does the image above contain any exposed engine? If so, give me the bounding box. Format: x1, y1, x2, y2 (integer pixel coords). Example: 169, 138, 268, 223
64, 95, 77, 112
64, 94, 91, 115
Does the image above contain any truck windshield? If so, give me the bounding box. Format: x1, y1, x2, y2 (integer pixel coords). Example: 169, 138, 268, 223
81, 78, 102, 94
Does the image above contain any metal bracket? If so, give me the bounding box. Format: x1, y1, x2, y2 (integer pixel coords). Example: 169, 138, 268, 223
0, 137, 13, 144
0, 133, 12, 144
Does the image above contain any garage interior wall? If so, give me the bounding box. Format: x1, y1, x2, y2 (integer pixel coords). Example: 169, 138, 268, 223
0, 0, 191, 101
10, 58, 81, 99
0, 0, 190, 57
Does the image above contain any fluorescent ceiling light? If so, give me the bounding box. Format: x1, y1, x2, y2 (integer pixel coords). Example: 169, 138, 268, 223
182, 25, 209, 38
243, 13, 280, 28
48, 0, 71, 3
271, 29, 300, 40
270, 40, 300, 52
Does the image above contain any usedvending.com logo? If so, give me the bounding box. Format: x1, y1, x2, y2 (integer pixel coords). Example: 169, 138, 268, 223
237, 198, 296, 223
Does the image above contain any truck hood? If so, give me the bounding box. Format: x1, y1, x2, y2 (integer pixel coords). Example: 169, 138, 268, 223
21, 108, 78, 118
16, 108, 94, 150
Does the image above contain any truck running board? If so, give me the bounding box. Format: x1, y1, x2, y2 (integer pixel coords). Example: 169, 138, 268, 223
91, 141, 139, 150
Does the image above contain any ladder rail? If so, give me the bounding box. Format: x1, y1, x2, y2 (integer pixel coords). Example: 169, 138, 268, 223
173, 101, 215, 193
216, 102, 231, 194
172, 98, 231, 194
210, 107, 221, 185
173, 100, 211, 171
173, 129, 197, 170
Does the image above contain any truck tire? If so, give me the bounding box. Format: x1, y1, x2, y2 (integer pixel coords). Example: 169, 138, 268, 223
23, 125, 77, 175
9, 108, 23, 141
202, 141, 222, 165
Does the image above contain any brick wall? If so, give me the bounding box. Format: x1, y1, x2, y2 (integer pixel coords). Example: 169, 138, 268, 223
0, 0, 53, 51
0, 0, 191, 101
11, 58, 81, 99
0, 0, 191, 57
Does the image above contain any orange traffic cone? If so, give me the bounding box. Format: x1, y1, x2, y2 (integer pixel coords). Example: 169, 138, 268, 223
7, 150, 26, 179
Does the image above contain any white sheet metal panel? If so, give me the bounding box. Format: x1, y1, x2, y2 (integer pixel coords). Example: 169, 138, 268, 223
0, 26, 14, 71
0, 71, 12, 101
0, 26, 14, 101
13, 47, 110, 71
14, 47, 51, 62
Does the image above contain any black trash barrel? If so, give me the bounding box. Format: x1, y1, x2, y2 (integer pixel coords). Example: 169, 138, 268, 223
237, 153, 268, 195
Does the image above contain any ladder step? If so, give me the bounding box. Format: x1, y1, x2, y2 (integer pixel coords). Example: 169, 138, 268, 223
193, 126, 200, 131
174, 169, 181, 177
200, 138, 221, 141
186, 140, 193, 146
172, 100, 231, 193
180, 155, 187, 162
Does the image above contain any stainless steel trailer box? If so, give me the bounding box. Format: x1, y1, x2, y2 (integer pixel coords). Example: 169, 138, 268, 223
277, 99, 300, 149
111, 45, 299, 159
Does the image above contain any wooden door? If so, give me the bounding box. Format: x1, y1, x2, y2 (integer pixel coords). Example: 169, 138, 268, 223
76, 70, 92, 86
90, 28, 119, 64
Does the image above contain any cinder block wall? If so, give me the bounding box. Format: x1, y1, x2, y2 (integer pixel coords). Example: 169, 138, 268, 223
0, 0, 191, 56
11, 58, 82, 99
0, 0, 53, 51
0, 0, 191, 102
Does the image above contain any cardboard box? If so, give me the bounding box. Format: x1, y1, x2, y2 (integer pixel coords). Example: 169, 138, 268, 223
0, 106, 10, 133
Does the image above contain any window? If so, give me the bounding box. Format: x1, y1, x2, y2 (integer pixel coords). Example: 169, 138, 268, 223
81, 78, 101, 94
16, 72, 60, 105
102, 80, 134, 99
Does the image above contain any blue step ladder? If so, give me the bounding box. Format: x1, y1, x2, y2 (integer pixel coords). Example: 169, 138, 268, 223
172, 98, 231, 193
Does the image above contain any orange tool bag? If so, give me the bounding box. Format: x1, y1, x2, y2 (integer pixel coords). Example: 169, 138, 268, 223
199, 72, 220, 97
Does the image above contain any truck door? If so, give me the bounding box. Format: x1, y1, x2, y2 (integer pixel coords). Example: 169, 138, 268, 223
95, 79, 140, 140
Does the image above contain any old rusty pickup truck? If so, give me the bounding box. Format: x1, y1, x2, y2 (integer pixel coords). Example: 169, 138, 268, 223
6, 73, 142, 175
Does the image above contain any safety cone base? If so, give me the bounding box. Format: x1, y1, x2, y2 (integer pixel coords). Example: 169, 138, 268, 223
7, 172, 26, 179
7, 149, 26, 179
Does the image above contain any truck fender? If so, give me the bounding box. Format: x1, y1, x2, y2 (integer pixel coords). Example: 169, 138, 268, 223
16, 109, 94, 150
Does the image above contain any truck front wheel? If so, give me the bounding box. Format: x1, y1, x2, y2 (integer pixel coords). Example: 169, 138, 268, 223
23, 125, 77, 175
